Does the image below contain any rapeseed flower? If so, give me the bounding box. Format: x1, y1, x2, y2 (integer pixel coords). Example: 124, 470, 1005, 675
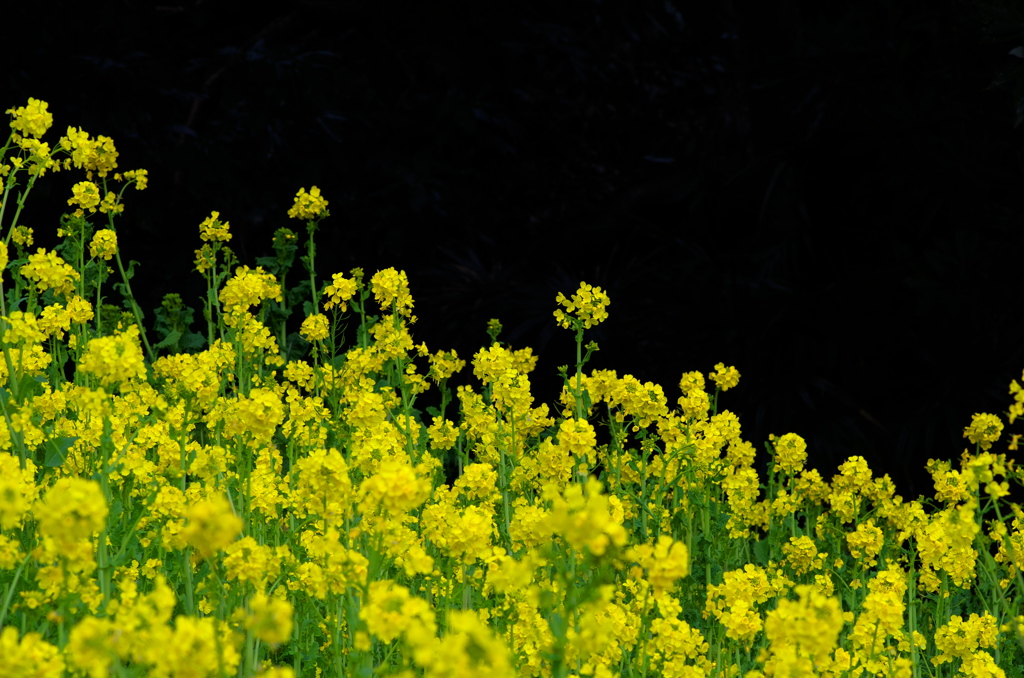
544, 477, 628, 556
218, 265, 283, 316
413, 609, 514, 678
20, 248, 80, 296
78, 325, 147, 388
360, 579, 437, 644
181, 493, 243, 560
290, 447, 353, 522
371, 268, 414, 317
932, 612, 999, 668
764, 585, 845, 665
710, 362, 740, 391
245, 591, 294, 646
287, 185, 329, 220
627, 535, 690, 594
300, 312, 330, 342
964, 412, 1003, 451
66, 616, 116, 678
323, 271, 358, 311
68, 180, 101, 214
59, 126, 119, 177
88, 228, 117, 260
0, 452, 39, 529
771, 432, 808, 476
7, 98, 53, 138
198, 210, 232, 242
360, 458, 431, 515
0, 627, 64, 677
554, 281, 610, 330
781, 535, 822, 576
35, 477, 107, 547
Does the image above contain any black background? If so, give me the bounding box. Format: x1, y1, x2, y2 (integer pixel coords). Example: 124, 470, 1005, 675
6, 0, 1024, 500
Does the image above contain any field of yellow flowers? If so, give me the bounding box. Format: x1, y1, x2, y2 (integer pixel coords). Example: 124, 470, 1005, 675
2, 97, 1024, 677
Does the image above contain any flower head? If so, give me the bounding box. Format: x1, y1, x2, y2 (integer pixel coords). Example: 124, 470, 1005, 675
199, 211, 232, 242
20, 248, 80, 296
710, 363, 740, 391
964, 413, 1003, 451
7, 98, 53, 139
554, 281, 610, 330
287, 185, 328, 220
323, 272, 358, 311
89, 229, 117, 260
182, 494, 243, 560
78, 325, 147, 388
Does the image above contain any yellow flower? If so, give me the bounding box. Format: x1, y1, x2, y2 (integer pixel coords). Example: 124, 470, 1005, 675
11, 225, 33, 247
932, 612, 999, 666
964, 412, 1003, 451
181, 494, 243, 560
544, 477, 627, 556
427, 416, 459, 450
35, 477, 108, 547
300, 313, 330, 342
67, 181, 101, 214
782, 535, 820, 576
710, 362, 740, 391
59, 127, 119, 177
323, 272, 357, 311
7, 98, 53, 139
764, 585, 845, 664
0, 452, 39, 530
20, 248, 80, 296
199, 210, 232, 242
0, 626, 64, 677
845, 519, 885, 567
121, 168, 148, 190
218, 266, 283, 315
245, 591, 294, 646
360, 580, 437, 645
89, 229, 118, 260
414, 609, 513, 678
370, 268, 414, 317
554, 281, 610, 330
78, 325, 147, 387
772, 432, 808, 475
359, 458, 432, 515
287, 185, 329, 220
428, 348, 465, 383
67, 616, 116, 678
627, 535, 690, 594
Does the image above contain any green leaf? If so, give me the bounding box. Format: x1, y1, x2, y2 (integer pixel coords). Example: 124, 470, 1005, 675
153, 329, 182, 351
44, 436, 79, 468
752, 537, 771, 567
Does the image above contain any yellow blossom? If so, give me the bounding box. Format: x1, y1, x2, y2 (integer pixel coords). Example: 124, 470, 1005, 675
287, 185, 329, 220
181, 494, 243, 560
245, 591, 294, 646
199, 210, 232, 242
964, 412, 1003, 451
88, 228, 117, 260
300, 313, 330, 342
323, 272, 358, 311
78, 325, 147, 387
554, 281, 610, 330
710, 362, 740, 390
7, 98, 53, 138
20, 248, 80, 295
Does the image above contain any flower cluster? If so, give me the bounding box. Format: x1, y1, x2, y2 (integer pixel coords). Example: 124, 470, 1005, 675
2, 97, 1023, 678
287, 185, 329, 220
553, 281, 610, 330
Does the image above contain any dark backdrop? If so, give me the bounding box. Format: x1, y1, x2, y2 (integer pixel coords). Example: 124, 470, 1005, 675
6, 0, 1024, 499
